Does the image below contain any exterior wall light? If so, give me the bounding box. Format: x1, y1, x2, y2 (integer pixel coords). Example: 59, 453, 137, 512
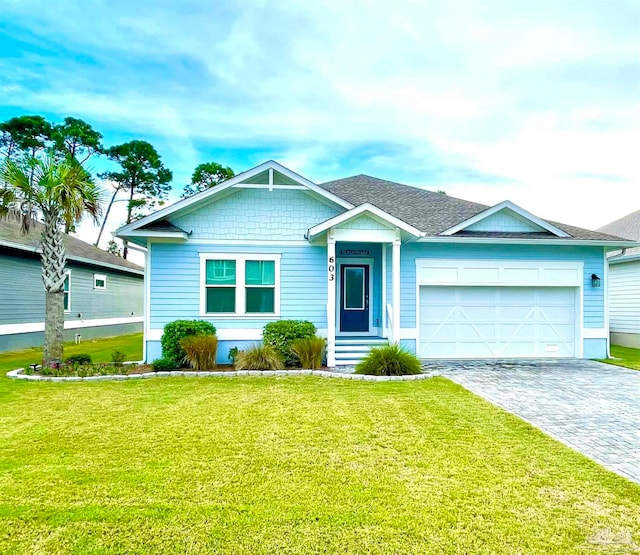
591, 274, 601, 288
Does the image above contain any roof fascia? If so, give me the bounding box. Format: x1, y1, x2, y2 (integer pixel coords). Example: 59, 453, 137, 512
307, 203, 422, 240
116, 160, 353, 236
609, 252, 640, 264
440, 200, 571, 238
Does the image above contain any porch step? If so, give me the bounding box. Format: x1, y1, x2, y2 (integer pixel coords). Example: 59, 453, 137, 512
334, 337, 388, 366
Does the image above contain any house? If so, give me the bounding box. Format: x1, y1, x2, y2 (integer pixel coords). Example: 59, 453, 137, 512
116, 161, 635, 366
598, 210, 640, 348
0, 218, 144, 352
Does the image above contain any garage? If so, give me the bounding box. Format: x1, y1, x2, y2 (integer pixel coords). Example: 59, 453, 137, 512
416, 260, 582, 359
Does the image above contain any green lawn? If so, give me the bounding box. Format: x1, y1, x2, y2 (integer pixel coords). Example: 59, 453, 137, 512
0, 374, 638, 554
0, 333, 143, 374
601, 344, 640, 371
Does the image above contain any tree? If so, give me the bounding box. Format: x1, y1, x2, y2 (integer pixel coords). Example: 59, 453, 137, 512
181, 162, 234, 198
51, 117, 103, 163
0, 115, 53, 161
0, 155, 102, 366
100, 140, 172, 258
106, 238, 122, 256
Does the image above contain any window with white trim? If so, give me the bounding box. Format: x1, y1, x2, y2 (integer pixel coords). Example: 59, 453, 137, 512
63, 272, 71, 311
94, 273, 107, 290
200, 254, 280, 316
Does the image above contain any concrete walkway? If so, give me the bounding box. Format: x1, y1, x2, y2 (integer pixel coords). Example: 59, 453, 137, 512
427, 359, 640, 484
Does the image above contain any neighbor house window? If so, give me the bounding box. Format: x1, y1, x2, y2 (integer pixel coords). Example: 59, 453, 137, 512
94, 273, 107, 290
200, 254, 280, 316
63, 272, 71, 311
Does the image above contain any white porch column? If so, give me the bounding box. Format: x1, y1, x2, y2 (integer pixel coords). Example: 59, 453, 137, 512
392, 235, 401, 343
327, 233, 336, 367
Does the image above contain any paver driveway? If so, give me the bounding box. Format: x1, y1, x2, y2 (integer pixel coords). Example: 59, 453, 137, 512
427, 359, 640, 483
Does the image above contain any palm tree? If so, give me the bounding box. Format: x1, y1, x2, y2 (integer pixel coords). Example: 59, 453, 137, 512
0, 155, 102, 365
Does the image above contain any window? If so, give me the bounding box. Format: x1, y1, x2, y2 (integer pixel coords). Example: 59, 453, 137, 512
94, 273, 107, 290
63, 272, 71, 311
201, 254, 280, 316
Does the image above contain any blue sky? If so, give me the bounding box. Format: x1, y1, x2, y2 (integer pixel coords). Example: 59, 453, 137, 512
1, 0, 639, 248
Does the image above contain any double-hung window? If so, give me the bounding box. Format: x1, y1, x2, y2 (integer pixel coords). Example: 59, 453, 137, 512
63, 272, 71, 312
201, 254, 280, 316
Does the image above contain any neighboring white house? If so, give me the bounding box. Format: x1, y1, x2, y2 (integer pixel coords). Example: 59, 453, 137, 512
598, 210, 640, 348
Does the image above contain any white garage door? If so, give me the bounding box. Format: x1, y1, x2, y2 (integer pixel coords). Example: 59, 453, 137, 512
419, 286, 577, 358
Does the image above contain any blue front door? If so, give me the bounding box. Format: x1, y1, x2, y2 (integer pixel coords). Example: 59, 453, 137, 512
340, 264, 369, 332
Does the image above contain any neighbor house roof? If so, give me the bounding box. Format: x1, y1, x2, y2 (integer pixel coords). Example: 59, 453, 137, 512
598, 209, 640, 259
319, 174, 627, 242
0, 218, 144, 275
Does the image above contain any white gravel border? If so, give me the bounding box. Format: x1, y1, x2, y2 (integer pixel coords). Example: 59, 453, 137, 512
6, 367, 439, 382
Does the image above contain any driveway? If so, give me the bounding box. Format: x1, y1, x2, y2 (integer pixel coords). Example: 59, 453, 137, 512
426, 359, 640, 483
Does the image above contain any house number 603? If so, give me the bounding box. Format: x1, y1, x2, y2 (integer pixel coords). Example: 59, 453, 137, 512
328, 257, 335, 281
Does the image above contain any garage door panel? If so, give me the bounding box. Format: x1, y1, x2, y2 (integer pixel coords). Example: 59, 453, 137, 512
420, 286, 577, 358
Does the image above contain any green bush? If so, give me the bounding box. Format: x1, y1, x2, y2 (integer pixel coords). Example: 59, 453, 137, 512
151, 357, 177, 372
228, 346, 240, 364
355, 343, 422, 376
235, 344, 285, 370
291, 336, 326, 369
263, 320, 316, 367
180, 335, 218, 371
111, 350, 126, 365
161, 320, 217, 367
65, 354, 92, 365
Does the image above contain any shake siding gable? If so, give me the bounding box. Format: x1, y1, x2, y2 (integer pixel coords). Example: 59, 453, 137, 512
172, 188, 343, 241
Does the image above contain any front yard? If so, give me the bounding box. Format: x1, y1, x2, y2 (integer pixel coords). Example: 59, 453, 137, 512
1, 372, 639, 554
603, 344, 640, 371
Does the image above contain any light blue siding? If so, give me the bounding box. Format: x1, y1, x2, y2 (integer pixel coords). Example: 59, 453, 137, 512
149, 242, 329, 330
399, 243, 605, 329
584, 338, 607, 359
172, 188, 343, 241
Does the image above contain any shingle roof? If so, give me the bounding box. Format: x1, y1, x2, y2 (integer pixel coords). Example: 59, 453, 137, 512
0, 218, 143, 274
597, 210, 640, 241
319, 174, 627, 241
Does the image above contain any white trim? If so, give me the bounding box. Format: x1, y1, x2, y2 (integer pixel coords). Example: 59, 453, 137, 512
307, 203, 421, 240
116, 160, 353, 237
440, 200, 571, 238
392, 237, 401, 342
399, 327, 418, 340
603, 247, 610, 357
336, 257, 374, 336
0, 316, 144, 336
93, 273, 107, 290
327, 236, 336, 366
118, 230, 189, 242
64, 270, 71, 313
582, 328, 609, 339
198, 252, 281, 317
417, 236, 636, 247
143, 239, 151, 363
145, 327, 330, 342
381, 244, 387, 338
233, 184, 305, 190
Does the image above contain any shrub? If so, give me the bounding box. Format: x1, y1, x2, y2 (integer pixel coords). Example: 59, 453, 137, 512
228, 346, 240, 364
235, 344, 285, 370
291, 336, 326, 369
151, 357, 177, 371
180, 335, 218, 371
161, 320, 217, 367
263, 320, 316, 367
111, 350, 126, 365
355, 343, 422, 376
65, 353, 92, 365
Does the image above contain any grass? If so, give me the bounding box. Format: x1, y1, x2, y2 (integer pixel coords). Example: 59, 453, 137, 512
600, 344, 640, 371
0, 333, 143, 375
0, 375, 638, 554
